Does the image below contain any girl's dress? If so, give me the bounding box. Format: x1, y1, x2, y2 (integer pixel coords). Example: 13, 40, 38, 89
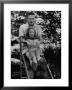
22, 32, 42, 66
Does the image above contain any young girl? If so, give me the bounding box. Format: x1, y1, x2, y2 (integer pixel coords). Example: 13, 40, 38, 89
23, 27, 42, 67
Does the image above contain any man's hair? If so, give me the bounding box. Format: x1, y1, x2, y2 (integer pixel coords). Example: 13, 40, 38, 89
26, 12, 35, 18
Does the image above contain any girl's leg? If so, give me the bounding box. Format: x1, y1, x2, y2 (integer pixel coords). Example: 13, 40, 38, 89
31, 51, 37, 64
27, 51, 37, 66
26, 52, 33, 65
36, 49, 41, 61
31, 51, 38, 71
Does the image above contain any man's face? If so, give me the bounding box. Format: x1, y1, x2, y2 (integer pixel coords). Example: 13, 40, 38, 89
27, 15, 35, 26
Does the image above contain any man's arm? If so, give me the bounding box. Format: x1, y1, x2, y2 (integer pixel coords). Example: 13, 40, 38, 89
19, 25, 24, 37
19, 24, 27, 43
19, 23, 28, 37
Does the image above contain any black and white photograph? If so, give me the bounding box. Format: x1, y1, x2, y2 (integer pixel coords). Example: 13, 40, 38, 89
4, 4, 69, 87
11, 11, 61, 79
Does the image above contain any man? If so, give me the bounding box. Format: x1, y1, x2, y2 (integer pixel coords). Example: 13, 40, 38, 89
19, 12, 42, 40
19, 12, 42, 54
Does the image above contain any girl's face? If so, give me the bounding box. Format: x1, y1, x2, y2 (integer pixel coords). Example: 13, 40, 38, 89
29, 29, 35, 38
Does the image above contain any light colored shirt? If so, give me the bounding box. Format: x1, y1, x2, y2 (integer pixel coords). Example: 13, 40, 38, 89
19, 23, 42, 38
